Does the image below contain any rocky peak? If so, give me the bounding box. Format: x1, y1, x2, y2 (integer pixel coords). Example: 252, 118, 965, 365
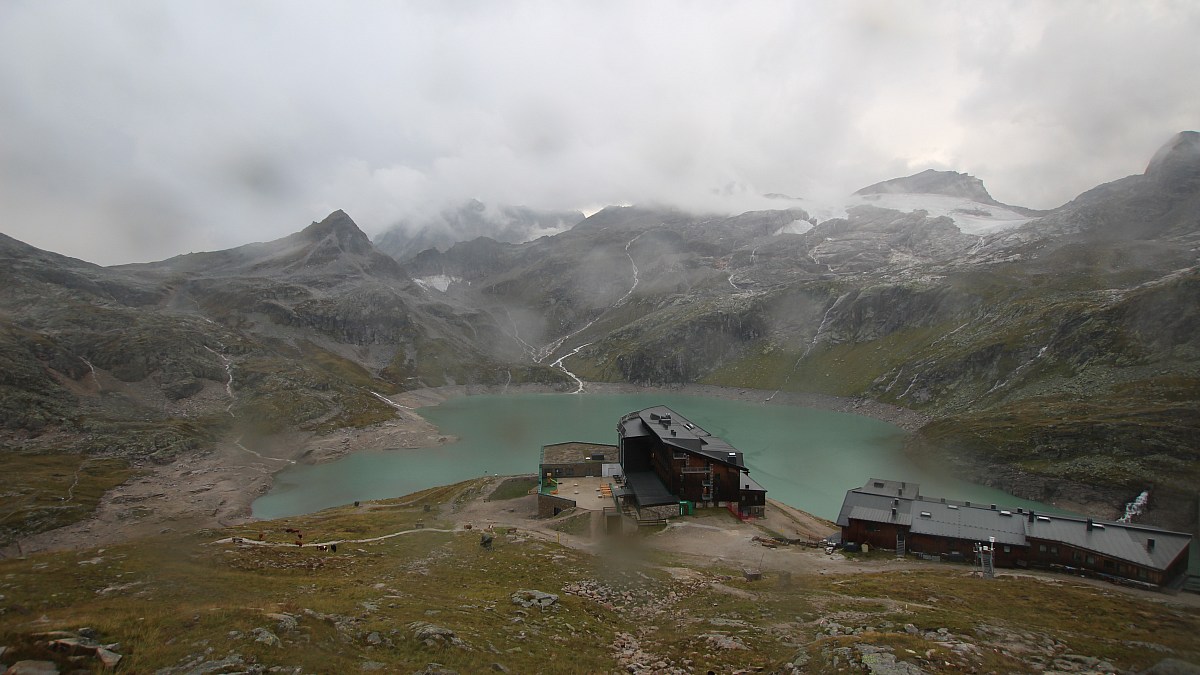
298, 210, 374, 256
855, 169, 998, 205
1144, 131, 1200, 188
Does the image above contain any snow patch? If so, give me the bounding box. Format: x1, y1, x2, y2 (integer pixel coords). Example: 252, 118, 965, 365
413, 275, 462, 292
774, 218, 814, 236
848, 193, 1034, 234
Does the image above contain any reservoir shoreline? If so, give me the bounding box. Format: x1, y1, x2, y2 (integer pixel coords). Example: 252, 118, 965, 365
9, 382, 928, 555
392, 381, 932, 431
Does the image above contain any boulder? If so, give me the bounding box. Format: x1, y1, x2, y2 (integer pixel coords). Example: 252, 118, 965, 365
408, 622, 467, 649
510, 590, 559, 610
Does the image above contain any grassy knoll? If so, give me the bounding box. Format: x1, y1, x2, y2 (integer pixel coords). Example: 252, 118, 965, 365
485, 475, 538, 501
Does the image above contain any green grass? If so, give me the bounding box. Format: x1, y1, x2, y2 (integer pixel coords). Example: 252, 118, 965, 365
1, 479, 1197, 674
548, 511, 592, 536
0, 453, 134, 546
486, 475, 538, 501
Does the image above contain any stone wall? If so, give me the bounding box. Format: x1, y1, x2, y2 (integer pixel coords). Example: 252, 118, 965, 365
637, 503, 679, 521
538, 494, 577, 518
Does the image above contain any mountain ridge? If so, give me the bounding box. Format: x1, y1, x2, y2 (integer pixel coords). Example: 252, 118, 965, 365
0, 131, 1197, 546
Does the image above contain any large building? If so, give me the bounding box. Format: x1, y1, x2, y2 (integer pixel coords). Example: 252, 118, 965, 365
617, 406, 767, 519
837, 478, 1193, 588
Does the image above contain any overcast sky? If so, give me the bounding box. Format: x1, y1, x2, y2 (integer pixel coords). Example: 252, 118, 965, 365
1, 1, 1197, 265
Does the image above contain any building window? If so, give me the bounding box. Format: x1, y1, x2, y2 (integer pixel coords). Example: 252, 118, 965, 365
1050, 546, 1058, 554
1003, 546, 1011, 553
1086, 555, 1096, 565
1138, 569, 1149, 580
1038, 544, 1047, 553
1104, 559, 1115, 570
1072, 552, 1082, 562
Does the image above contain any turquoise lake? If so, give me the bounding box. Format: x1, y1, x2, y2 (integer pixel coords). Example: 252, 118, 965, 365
252, 392, 1065, 521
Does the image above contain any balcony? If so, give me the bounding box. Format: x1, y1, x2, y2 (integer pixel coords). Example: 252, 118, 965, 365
682, 466, 710, 474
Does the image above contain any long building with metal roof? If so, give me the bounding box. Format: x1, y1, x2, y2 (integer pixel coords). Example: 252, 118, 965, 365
838, 478, 1192, 588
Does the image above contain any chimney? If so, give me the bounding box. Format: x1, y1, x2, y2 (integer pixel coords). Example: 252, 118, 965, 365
965, 501, 971, 507
891, 506, 897, 519
1017, 508, 1024, 514
671, 430, 676, 436
1147, 538, 1156, 551
990, 504, 997, 510
1028, 510, 1035, 523
1086, 518, 1093, 531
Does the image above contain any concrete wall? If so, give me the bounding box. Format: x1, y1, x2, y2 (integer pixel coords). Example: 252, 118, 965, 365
538, 494, 577, 518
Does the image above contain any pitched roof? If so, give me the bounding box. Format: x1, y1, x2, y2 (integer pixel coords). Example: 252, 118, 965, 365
739, 473, 767, 493
1026, 515, 1190, 571
910, 500, 1027, 547
619, 406, 745, 468
838, 479, 1192, 571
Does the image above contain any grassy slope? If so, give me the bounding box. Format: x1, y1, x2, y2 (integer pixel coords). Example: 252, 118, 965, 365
1, 480, 1197, 674
0, 454, 134, 547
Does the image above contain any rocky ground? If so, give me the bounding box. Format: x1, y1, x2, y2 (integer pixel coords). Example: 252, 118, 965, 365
1, 474, 1198, 674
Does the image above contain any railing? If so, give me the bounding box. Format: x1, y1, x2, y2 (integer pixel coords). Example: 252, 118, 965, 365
682, 466, 710, 474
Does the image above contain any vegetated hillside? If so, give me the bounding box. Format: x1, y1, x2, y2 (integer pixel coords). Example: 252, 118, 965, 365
0, 478, 1195, 674
407, 133, 1200, 529
0, 212, 568, 545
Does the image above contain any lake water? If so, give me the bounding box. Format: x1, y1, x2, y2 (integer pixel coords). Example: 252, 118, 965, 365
253, 392, 1064, 521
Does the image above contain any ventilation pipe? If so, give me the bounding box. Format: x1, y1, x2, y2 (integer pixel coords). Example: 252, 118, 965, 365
1027, 510, 1036, 523
1147, 538, 1156, 551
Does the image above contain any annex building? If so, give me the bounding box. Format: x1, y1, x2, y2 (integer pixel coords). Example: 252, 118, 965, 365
838, 478, 1193, 588
617, 406, 767, 520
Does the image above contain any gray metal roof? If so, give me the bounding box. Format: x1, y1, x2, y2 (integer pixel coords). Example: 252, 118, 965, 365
838, 480, 1193, 571
739, 473, 767, 493
847, 504, 912, 527
1026, 515, 1191, 571
856, 478, 921, 500
909, 500, 1027, 547
837, 490, 911, 527
628, 406, 746, 467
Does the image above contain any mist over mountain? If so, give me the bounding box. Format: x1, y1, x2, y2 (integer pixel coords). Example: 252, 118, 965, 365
1, 131, 1198, 547
374, 200, 584, 261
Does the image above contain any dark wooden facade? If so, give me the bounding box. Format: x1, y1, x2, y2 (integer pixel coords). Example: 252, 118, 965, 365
618, 408, 766, 513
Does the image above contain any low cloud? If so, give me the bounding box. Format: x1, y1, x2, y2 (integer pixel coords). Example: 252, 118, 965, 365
0, 1, 1196, 264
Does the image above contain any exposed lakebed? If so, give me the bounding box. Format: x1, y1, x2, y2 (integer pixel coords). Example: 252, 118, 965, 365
253, 392, 1063, 521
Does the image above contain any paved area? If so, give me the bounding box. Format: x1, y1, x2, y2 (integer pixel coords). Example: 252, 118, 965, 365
550, 475, 616, 511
